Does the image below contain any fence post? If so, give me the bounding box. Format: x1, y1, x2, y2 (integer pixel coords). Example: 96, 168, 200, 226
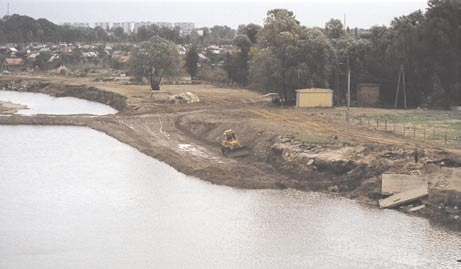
413, 125, 416, 137
423, 127, 426, 140
403, 123, 406, 136
394, 122, 396, 131
445, 131, 447, 145
385, 120, 387, 131
376, 118, 379, 129
458, 135, 460, 148
433, 129, 436, 144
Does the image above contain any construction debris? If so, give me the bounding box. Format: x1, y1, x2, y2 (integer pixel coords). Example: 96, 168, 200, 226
406, 204, 426, 212
379, 186, 428, 209
381, 174, 428, 195
169, 92, 200, 104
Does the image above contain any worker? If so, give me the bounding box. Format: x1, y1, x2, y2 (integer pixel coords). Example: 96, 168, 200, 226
413, 148, 419, 163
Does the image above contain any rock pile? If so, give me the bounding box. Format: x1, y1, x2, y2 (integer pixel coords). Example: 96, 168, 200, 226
169, 92, 200, 104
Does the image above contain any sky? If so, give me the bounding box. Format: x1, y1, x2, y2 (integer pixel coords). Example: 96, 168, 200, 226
0, 0, 429, 29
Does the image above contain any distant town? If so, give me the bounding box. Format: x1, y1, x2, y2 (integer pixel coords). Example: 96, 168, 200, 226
61, 21, 196, 35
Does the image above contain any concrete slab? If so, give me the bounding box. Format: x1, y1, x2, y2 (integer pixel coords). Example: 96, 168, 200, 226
379, 186, 428, 209
407, 204, 425, 212
381, 174, 428, 195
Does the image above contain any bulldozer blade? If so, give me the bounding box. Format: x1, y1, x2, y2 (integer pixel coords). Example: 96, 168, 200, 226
226, 146, 250, 158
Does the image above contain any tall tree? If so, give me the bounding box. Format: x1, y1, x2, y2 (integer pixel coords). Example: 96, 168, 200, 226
250, 9, 334, 103
185, 46, 199, 79
325, 18, 346, 39
423, 0, 460, 106
237, 23, 262, 44
129, 37, 180, 91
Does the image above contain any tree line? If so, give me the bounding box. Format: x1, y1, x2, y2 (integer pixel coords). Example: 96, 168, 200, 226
234, 0, 458, 108
0, 14, 238, 45
2, 0, 459, 108
183, 0, 458, 108
0, 14, 113, 43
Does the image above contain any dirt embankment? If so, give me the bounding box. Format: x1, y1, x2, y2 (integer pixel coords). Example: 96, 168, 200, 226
0, 80, 127, 111
0, 77, 460, 230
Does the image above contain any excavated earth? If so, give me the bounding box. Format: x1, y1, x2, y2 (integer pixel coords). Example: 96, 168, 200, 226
0, 76, 460, 230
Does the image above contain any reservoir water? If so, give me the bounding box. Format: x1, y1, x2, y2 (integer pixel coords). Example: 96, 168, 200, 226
0, 91, 117, 115
0, 126, 459, 268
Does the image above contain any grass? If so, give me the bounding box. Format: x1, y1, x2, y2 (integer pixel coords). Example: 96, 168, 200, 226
351, 109, 461, 148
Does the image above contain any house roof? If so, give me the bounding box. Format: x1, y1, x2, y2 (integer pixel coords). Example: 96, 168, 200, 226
296, 88, 332, 93
4, 58, 24, 65
119, 55, 131, 63
82, 52, 98, 58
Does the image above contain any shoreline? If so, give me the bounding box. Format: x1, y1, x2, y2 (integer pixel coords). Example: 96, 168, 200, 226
1, 77, 460, 231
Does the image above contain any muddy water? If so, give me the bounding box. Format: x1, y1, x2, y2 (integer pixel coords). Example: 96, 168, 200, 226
0, 91, 117, 115
0, 126, 459, 269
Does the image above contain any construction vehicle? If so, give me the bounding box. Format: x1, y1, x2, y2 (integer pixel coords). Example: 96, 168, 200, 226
221, 129, 250, 157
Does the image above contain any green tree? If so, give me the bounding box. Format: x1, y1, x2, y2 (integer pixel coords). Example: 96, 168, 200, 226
185, 46, 199, 79
423, 0, 459, 105
325, 18, 346, 39
113, 27, 125, 40
237, 23, 262, 44
250, 9, 334, 104
129, 37, 180, 91
230, 35, 252, 85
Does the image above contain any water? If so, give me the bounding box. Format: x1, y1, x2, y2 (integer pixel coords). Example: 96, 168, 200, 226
0, 91, 117, 115
0, 126, 459, 269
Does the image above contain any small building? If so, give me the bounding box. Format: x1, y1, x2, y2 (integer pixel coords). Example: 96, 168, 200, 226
357, 83, 380, 106
2, 58, 25, 71
296, 88, 333, 108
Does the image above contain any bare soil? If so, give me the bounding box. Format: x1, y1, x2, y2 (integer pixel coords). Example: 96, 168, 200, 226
1, 74, 460, 230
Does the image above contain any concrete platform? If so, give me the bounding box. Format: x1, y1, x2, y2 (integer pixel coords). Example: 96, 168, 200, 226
381, 174, 427, 195
379, 186, 428, 209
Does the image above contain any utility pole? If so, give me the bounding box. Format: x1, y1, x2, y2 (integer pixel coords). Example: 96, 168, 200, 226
297, 69, 300, 89
394, 64, 407, 109
402, 64, 407, 109
346, 55, 351, 122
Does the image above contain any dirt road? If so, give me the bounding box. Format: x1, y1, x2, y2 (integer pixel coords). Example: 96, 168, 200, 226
1, 75, 460, 229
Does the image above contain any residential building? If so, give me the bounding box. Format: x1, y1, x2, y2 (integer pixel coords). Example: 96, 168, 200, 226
94, 22, 111, 31
155, 22, 173, 29
134, 22, 152, 32
113, 22, 134, 33
174, 22, 195, 35
62, 22, 90, 28
2, 58, 25, 71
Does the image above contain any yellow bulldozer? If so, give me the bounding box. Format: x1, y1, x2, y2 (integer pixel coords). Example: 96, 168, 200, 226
221, 129, 250, 157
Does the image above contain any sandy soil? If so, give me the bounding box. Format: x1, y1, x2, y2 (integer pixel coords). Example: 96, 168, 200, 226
1, 74, 460, 229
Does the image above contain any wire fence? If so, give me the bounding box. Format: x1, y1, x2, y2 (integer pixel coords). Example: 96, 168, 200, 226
331, 112, 461, 149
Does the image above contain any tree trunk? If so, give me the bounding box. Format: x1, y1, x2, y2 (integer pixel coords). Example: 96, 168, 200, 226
150, 77, 160, 91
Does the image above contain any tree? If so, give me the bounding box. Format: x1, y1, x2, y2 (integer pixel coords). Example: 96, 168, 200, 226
185, 46, 199, 79
325, 18, 346, 39
423, 0, 459, 106
238, 23, 262, 44
112, 27, 125, 40
229, 35, 252, 85
208, 25, 236, 45
250, 9, 334, 104
129, 36, 180, 91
